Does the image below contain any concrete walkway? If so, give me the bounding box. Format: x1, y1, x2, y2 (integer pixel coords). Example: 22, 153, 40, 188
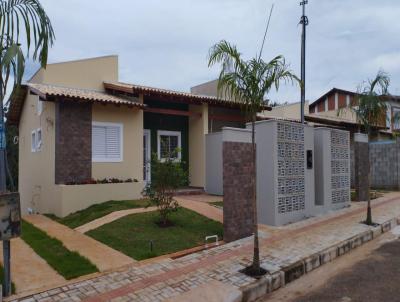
24, 215, 135, 272
0, 238, 65, 294
10, 193, 400, 302
75, 206, 158, 233
175, 194, 223, 223
75, 195, 222, 233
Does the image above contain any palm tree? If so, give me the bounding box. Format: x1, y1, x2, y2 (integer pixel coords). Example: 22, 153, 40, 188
208, 40, 299, 275
346, 70, 390, 225
0, 0, 54, 296
0, 0, 54, 191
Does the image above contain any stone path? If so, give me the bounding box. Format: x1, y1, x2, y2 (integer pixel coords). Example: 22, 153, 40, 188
24, 215, 135, 272
0, 239, 66, 295
10, 193, 400, 302
75, 207, 158, 233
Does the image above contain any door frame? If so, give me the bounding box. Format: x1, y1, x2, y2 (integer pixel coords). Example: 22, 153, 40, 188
143, 129, 151, 183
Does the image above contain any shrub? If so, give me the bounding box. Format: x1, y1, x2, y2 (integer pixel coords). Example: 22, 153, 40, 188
143, 151, 187, 227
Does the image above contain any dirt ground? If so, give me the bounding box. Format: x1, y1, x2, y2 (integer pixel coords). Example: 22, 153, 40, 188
259, 229, 400, 302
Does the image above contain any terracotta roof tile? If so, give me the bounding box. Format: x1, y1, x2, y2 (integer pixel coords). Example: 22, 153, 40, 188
28, 83, 144, 108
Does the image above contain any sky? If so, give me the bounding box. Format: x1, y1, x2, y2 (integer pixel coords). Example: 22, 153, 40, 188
25, 0, 400, 104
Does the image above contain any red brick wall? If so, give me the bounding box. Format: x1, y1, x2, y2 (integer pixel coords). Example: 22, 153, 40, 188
55, 100, 92, 184
223, 141, 254, 242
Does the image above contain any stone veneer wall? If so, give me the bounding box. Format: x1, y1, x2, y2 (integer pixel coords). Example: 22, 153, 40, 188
223, 141, 254, 242
55, 100, 92, 184
354, 140, 369, 201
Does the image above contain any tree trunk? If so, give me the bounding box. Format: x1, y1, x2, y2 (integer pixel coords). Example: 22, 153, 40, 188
251, 114, 260, 272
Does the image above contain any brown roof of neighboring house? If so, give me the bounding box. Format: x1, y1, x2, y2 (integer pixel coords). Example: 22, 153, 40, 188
6, 83, 144, 125
104, 81, 272, 110
310, 88, 357, 108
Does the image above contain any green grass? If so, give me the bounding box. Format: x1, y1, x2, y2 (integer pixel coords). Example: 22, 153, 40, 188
210, 201, 223, 208
87, 208, 223, 260
45, 199, 150, 229
21, 220, 98, 279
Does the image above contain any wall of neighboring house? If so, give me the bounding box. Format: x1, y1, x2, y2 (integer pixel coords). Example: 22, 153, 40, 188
261, 101, 309, 120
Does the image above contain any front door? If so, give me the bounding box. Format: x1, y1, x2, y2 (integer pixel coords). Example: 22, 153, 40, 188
143, 129, 151, 183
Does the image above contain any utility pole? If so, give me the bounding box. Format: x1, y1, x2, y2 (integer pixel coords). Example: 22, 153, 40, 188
300, 0, 309, 123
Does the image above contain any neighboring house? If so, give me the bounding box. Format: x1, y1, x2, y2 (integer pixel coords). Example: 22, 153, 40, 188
7, 55, 262, 217
309, 88, 400, 136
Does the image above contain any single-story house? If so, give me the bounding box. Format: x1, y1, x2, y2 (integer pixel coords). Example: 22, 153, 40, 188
7, 55, 269, 217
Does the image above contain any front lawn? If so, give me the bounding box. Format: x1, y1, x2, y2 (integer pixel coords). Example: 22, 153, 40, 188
21, 220, 98, 279
87, 208, 223, 260
45, 199, 150, 228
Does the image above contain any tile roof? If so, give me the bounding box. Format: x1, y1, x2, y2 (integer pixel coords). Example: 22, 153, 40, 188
28, 83, 144, 108
104, 81, 271, 110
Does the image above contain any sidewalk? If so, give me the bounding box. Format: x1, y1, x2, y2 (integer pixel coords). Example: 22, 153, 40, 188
24, 215, 135, 272
175, 195, 223, 223
10, 193, 400, 302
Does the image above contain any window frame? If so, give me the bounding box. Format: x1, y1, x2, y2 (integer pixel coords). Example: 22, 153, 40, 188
31, 130, 36, 152
157, 130, 182, 162
92, 121, 124, 163
36, 128, 42, 151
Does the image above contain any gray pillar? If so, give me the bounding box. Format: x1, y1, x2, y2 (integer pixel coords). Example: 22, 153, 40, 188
354, 133, 369, 201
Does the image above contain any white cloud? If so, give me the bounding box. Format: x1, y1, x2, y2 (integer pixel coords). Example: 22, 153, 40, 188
30, 0, 400, 104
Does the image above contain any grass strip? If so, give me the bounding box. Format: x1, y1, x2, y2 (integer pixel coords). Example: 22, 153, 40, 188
87, 208, 223, 260
45, 199, 150, 228
209, 201, 223, 208
21, 220, 98, 279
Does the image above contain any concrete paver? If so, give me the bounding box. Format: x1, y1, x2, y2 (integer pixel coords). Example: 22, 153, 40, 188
23, 215, 135, 272
0, 238, 65, 294
9, 193, 400, 302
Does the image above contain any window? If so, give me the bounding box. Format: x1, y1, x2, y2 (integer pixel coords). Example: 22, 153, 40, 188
31, 131, 36, 152
92, 122, 123, 162
157, 130, 181, 161
393, 107, 400, 131
36, 128, 42, 151
31, 128, 42, 152
37, 99, 43, 115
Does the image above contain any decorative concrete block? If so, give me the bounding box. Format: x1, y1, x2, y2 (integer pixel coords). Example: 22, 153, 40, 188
338, 240, 352, 256
372, 226, 383, 238
361, 231, 373, 243
350, 236, 362, 249
382, 221, 392, 233
271, 272, 284, 291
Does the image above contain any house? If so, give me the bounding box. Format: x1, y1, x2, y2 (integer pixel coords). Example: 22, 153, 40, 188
309, 88, 400, 137
7, 55, 267, 217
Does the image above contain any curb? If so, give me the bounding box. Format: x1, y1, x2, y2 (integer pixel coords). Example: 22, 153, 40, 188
240, 216, 399, 302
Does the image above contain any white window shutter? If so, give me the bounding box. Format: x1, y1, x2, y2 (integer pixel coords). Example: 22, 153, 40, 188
92, 123, 122, 162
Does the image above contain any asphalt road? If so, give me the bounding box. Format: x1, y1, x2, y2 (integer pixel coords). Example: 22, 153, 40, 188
261, 230, 400, 302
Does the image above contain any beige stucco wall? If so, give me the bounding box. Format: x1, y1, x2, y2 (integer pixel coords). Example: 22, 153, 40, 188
261, 101, 309, 120
311, 108, 357, 122
58, 182, 144, 217
18, 93, 60, 215
92, 103, 144, 181
29, 55, 118, 91
189, 104, 208, 187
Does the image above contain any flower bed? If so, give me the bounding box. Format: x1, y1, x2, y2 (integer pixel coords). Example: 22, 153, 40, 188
65, 178, 138, 185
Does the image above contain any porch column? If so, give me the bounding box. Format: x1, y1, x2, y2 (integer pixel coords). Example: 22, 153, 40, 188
188, 104, 208, 188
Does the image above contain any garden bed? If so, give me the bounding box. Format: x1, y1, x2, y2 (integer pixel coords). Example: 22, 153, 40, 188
86, 208, 223, 260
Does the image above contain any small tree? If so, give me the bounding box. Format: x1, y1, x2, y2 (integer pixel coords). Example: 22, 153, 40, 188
143, 151, 187, 227
208, 40, 299, 276
343, 70, 390, 225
